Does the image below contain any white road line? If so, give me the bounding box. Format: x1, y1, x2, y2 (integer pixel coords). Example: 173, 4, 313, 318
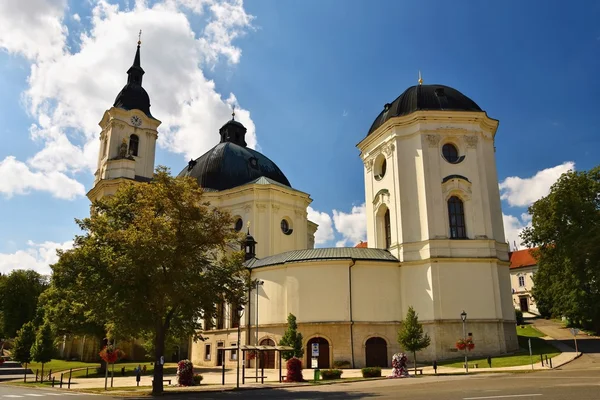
464, 395, 543, 400
23, 395, 45, 397
2, 396, 24, 398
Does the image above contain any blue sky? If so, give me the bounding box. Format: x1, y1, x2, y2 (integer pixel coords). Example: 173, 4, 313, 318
0, 0, 598, 273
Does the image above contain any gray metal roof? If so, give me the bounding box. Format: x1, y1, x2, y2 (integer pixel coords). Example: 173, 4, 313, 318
245, 247, 398, 269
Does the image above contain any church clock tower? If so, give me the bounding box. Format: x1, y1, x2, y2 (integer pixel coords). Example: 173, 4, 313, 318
87, 37, 161, 202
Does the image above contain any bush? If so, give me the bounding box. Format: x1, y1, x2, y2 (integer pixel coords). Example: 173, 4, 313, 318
361, 367, 381, 378
192, 374, 203, 386
176, 359, 194, 386
333, 360, 352, 369
320, 369, 343, 380
515, 309, 525, 325
286, 357, 303, 382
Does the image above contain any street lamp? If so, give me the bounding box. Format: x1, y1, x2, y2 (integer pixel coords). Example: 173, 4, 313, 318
255, 280, 264, 382
460, 310, 468, 373
236, 305, 245, 389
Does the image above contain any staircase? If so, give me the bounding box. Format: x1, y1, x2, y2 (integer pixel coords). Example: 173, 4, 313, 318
0, 360, 34, 382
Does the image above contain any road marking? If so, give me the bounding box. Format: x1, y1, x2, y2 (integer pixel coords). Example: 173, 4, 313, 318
23, 395, 45, 397
2, 396, 24, 398
464, 395, 543, 400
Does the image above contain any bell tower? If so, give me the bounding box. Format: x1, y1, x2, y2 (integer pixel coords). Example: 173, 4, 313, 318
87, 36, 161, 202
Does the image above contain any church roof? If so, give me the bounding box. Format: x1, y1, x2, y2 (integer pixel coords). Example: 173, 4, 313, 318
245, 247, 398, 269
509, 248, 538, 269
367, 84, 482, 136
178, 119, 291, 191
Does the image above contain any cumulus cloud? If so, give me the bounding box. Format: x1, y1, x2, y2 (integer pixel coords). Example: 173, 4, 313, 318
503, 213, 531, 250
0, 0, 256, 199
499, 162, 575, 208
333, 203, 367, 247
0, 240, 73, 275
307, 206, 334, 246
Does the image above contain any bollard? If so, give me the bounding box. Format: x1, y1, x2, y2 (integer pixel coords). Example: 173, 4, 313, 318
68, 368, 72, 389
540, 354, 544, 366
86, 367, 89, 378
52, 377, 55, 388
549, 358, 553, 368
60, 373, 63, 388
48, 369, 52, 382
35, 369, 39, 382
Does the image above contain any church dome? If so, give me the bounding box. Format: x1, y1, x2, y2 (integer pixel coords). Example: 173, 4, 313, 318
178, 119, 291, 191
367, 84, 482, 136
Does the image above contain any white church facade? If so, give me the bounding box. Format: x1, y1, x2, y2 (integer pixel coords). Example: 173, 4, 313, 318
88, 42, 518, 369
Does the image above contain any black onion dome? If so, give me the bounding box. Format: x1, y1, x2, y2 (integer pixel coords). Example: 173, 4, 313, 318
367, 84, 482, 136
113, 42, 154, 118
178, 119, 291, 191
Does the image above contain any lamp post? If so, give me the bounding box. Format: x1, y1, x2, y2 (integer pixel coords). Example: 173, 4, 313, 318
461, 310, 468, 373
236, 305, 245, 389
255, 280, 264, 382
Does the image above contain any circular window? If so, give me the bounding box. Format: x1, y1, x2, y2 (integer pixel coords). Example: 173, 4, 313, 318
234, 218, 243, 232
374, 155, 387, 181
442, 143, 460, 164
281, 219, 292, 235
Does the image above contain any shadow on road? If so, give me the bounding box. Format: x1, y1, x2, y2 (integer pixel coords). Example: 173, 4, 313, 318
123, 388, 378, 399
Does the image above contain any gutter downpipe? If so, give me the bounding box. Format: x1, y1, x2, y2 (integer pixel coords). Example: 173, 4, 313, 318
349, 259, 356, 369
246, 268, 252, 368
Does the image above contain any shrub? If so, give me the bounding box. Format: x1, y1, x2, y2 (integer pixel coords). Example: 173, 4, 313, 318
515, 309, 525, 325
333, 360, 352, 369
192, 374, 203, 386
176, 359, 194, 386
361, 367, 382, 378
320, 369, 342, 380
286, 357, 303, 382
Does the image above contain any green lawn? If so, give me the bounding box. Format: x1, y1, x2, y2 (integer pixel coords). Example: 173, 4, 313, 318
438, 324, 560, 369
25, 360, 100, 374
69, 361, 178, 378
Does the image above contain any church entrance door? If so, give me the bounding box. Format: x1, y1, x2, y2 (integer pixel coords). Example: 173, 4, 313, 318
306, 337, 330, 369
365, 337, 388, 367
259, 338, 275, 369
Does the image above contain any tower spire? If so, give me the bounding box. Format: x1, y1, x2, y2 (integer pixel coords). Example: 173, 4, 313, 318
127, 31, 145, 85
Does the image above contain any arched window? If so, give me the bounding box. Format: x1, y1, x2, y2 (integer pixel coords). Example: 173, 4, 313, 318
448, 196, 466, 239
129, 134, 139, 157
384, 209, 391, 248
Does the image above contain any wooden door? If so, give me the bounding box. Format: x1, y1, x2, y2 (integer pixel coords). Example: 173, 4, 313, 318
259, 339, 275, 369
520, 297, 529, 312
365, 337, 388, 367
306, 337, 330, 369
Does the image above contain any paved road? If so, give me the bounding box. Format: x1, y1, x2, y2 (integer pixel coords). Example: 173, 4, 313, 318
0, 385, 107, 400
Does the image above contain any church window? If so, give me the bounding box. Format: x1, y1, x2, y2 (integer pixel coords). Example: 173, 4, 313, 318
281, 219, 293, 235
374, 154, 387, 180
204, 344, 211, 361
448, 196, 467, 239
384, 209, 391, 248
129, 134, 139, 157
442, 143, 459, 164
234, 218, 243, 232
518, 276, 525, 287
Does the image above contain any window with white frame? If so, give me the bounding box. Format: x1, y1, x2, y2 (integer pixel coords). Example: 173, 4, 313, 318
518, 275, 525, 287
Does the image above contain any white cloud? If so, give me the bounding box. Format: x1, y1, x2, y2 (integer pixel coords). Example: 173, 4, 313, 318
499, 161, 575, 208
307, 206, 334, 246
0, 0, 256, 199
503, 213, 531, 250
0, 240, 73, 275
333, 203, 366, 247
72, 13, 81, 22
0, 156, 85, 200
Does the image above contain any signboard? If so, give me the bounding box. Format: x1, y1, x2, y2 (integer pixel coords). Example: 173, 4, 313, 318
570, 328, 579, 336
312, 343, 319, 357
311, 357, 318, 368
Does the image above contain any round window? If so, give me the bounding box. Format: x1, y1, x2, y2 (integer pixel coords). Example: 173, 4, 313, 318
281, 219, 292, 235
234, 218, 243, 232
374, 154, 387, 181
442, 143, 460, 164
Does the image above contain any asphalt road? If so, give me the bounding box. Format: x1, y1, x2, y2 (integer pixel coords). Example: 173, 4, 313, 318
0, 384, 111, 399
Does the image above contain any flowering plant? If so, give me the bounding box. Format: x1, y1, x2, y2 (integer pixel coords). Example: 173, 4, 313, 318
177, 359, 195, 386
247, 351, 256, 361
99, 345, 125, 364
455, 337, 475, 351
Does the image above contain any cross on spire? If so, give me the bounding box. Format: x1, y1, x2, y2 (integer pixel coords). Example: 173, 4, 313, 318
418, 70, 423, 85
232, 105, 236, 120
138, 29, 142, 45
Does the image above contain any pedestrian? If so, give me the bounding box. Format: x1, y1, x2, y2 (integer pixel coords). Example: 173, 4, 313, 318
432, 360, 438, 374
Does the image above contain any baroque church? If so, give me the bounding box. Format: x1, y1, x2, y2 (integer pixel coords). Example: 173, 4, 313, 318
88, 42, 518, 369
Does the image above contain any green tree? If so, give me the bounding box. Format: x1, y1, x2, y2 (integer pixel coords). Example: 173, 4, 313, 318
13, 321, 36, 369
50, 167, 248, 394
31, 323, 55, 382
522, 165, 600, 333
0, 270, 47, 337
278, 313, 304, 360
397, 306, 431, 374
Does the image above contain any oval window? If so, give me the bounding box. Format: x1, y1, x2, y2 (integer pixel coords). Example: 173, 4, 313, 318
281, 219, 292, 235
374, 155, 387, 181
442, 143, 460, 164
234, 218, 243, 232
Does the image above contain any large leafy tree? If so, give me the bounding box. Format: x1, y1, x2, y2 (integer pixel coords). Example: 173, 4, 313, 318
31, 322, 55, 383
0, 270, 47, 337
50, 167, 248, 394
278, 313, 303, 360
522, 166, 600, 333
397, 306, 431, 374
13, 321, 36, 374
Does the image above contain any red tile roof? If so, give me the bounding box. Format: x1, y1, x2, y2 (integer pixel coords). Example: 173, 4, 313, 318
355, 241, 368, 248
509, 248, 538, 269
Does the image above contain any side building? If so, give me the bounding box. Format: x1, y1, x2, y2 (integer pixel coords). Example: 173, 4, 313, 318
509, 248, 539, 316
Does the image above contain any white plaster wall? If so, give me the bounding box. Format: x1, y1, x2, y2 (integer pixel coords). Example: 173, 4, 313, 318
351, 262, 402, 322
399, 263, 435, 321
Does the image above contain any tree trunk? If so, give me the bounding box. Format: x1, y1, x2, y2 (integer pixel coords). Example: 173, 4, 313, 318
152, 328, 166, 395
413, 351, 417, 375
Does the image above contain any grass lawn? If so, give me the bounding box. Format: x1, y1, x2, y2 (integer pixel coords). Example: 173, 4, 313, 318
69, 361, 178, 378
438, 324, 560, 368
25, 360, 100, 374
